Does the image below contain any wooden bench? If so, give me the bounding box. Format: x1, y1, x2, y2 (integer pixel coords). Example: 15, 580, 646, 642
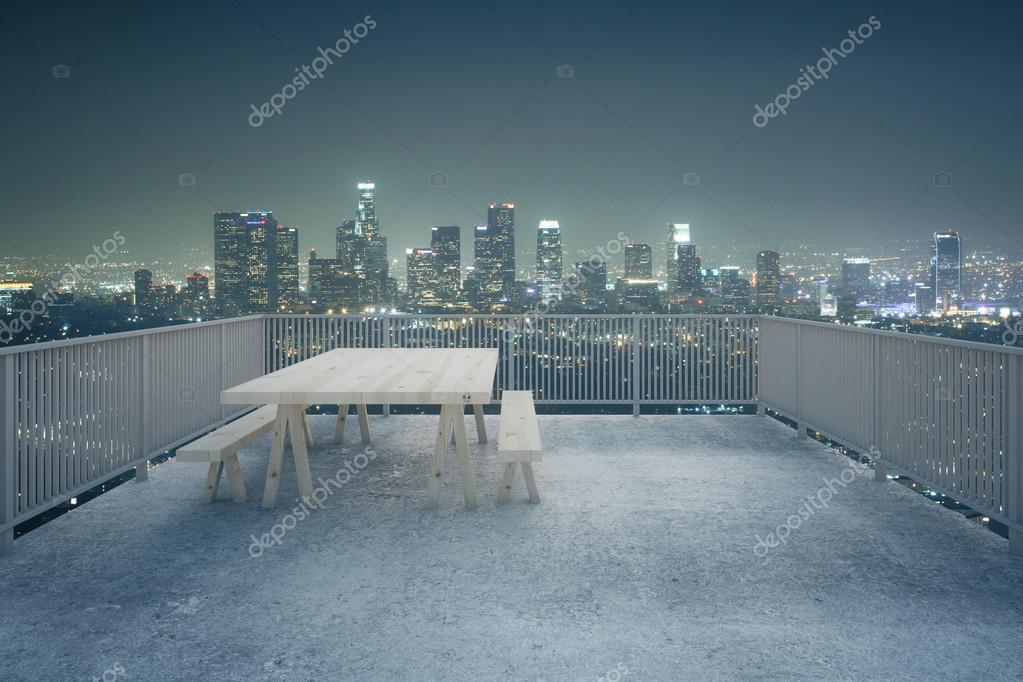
176, 405, 278, 503
497, 391, 542, 504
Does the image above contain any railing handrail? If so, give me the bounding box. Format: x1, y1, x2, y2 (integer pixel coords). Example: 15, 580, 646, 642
0, 314, 265, 357
762, 314, 1023, 356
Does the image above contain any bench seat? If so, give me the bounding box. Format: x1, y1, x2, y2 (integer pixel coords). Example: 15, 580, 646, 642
497, 391, 542, 503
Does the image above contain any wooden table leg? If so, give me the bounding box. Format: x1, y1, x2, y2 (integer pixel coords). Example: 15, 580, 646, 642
202, 462, 223, 503
285, 405, 315, 503
302, 408, 314, 447
223, 452, 248, 504
427, 405, 453, 508
473, 403, 487, 443
262, 408, 289, 509
335, 404, 349, 443
451, 404, 478, 509
356, 404, 371, 443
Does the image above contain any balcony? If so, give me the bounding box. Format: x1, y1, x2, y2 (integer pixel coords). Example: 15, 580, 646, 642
1, 315, 1022, 679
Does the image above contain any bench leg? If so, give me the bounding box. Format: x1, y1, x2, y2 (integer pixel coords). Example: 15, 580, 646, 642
285, 405, 315, 504
262, 410, 288, 508
223, 452, 247, 504
202, 461, 223, 503
356, 404, 371, 443
427, 405, 454, 508
302, 410, 314, 447
521, 463, 540, 504
473, 404, 487, 444
497, 462, 516, 504
335, 404, 349, 443
451, 405, 478, 509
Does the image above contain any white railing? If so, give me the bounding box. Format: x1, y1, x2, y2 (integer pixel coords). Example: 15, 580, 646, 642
3, 313, 1020, 555
264, 314, 760, 407
759, 316, 1023, 539
0, 316, 264, 550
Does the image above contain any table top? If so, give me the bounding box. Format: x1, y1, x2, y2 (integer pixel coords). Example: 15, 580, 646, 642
221, 347, 499, 406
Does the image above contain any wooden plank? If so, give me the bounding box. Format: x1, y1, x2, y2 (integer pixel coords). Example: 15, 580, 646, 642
497, 462, 516, 504
473, 403, 487, 443
261, 410, 289, 509
223, 452, 247, 504
498, 391, 543, 462
285, 405, 315, 503
334, 403, 349, 443
202, 462, 223, 503
175, 405, 277, 461
451, 404, 478, 508
220, 348, 498, 406
521, 462, 540, 504
427, 404, 454, 508
357, 403, 371, 443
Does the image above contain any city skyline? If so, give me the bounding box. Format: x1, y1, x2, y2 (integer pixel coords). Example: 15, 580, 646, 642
2, 1, 1021, 262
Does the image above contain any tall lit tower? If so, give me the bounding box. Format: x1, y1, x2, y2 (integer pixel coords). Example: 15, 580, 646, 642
487, 203, 515, 296
276, 225, 299, 307
536, 219, 563, 301
624, 242, 653, 279
666, 223, 690, 286
756, 250, 781, 310
933, 230, 961, 310
356, 182, 379, 238
431, 226, 461, 302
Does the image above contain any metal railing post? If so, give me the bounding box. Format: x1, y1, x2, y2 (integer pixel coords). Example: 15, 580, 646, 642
1, 355, 15, 554
632, 315, 640, 417
135, 335, 150, 482
1008, 354, 1023, 555
794, 321, 805, 437
382, 316, 390, 416
872, 334, 886, 482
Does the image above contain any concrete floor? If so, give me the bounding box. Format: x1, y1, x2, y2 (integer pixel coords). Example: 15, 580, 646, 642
1, 414, 1021, 681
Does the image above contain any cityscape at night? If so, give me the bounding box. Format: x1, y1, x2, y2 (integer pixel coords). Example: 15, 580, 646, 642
2, 1, 1022, 680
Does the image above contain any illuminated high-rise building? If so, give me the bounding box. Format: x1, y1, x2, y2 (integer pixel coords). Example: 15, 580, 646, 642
487, 203, 515, 296
274, 225, 299, 308
624, 242, 653, 279
406, 248, 439, 306
336, 219, 358, 268
535, 220, 563, 301
666, 223, 690, 285
431, 226, 460, 302
356, 182, 379, 238
755, 250, 781, 310
674, 244, 701, 291
213, 211, 248, 315
244, 211, 278, 312
572, 259, 607, 305
933, 230, 961, 310
134, 268, 153, 309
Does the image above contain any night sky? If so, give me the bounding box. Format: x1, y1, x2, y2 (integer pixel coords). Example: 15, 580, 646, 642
1, 0, 1021, 265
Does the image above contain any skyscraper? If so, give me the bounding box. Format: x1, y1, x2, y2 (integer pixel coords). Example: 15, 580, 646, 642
431, 225, 460, 302
336, 219, 358, 268
756, 250, 781, 310
487, 203, 515, 296
184, 272, 211, 318
356, 182, 379, 239
406, 248, 439, 306
134, 268, 153, 309
933, 230, 961, 310
308, 250, 361, 312
666, 223, 690, 286
572, 259, 607, 305
624, 242, 653, 279
469, 203, 516, 307
674, 244, 701, 291
535, 219, 563, 301
213, 211, 248, 315
244, 211, 278, 312
841, 258, 871, 302
276, 225, 299, 308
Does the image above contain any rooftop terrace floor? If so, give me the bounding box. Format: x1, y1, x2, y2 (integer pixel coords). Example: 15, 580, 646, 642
2, 414, 1022, 681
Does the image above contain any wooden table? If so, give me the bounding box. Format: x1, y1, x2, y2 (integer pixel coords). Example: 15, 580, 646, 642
221, 348, 498, 509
